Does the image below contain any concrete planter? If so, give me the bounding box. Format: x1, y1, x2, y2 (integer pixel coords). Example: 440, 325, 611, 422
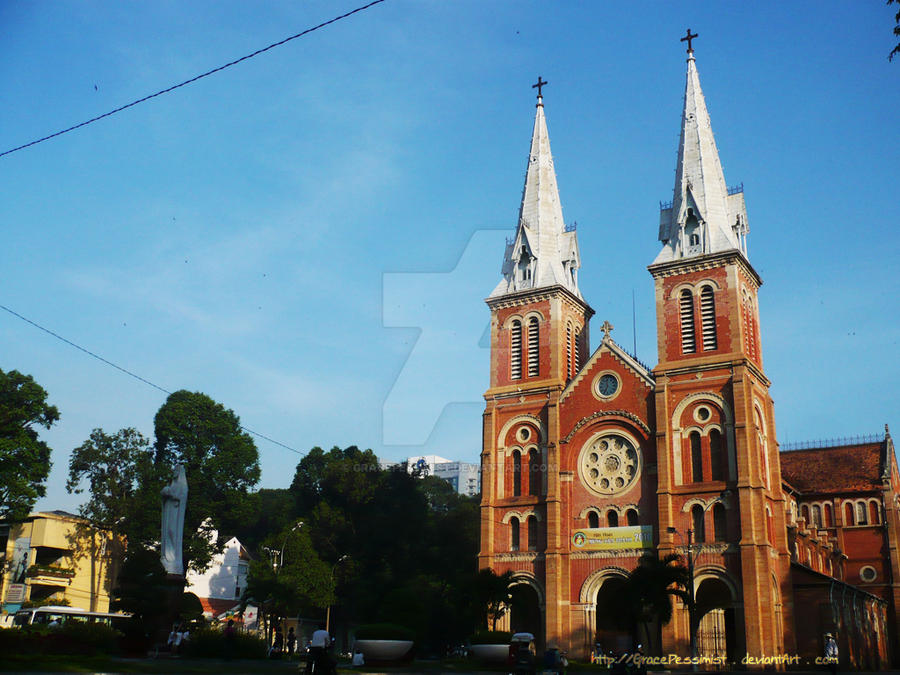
354, 639, 414, 661
469, 643, 509, 663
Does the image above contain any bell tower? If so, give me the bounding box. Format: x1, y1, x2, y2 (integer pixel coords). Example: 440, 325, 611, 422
479, 80, 593, 648
650, 35, 794, 659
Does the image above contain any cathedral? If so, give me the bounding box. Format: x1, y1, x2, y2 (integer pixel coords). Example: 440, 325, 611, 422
479, 37, 897, 669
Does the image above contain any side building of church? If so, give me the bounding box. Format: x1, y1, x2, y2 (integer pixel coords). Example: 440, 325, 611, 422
479, 43, 897, 670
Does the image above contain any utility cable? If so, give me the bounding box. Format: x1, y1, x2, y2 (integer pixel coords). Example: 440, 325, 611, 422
0, 302, 304, 455
0, 0, 387, 159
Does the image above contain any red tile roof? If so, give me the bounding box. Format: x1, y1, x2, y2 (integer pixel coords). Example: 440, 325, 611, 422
198, 597, 240, 619
779, 442, 884, 494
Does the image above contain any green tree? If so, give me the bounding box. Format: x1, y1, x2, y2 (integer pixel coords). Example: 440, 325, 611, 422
616, 553, 689, 654
0, 368, 59, 520
242, 523, 333, 643
66, 427, 160, 538
154, 390, 260, 572
890, 0, 900, 61
472, 568, 514, 631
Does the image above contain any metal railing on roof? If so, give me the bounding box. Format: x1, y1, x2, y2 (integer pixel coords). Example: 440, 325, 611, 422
780, 434, 883, 452
564, 221, 577, 233
659, 199, 673, 211
727, 182, 744, 196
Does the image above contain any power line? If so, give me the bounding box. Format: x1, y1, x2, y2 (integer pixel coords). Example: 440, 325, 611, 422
0, 302, 304, 456
0, 0, 388, 160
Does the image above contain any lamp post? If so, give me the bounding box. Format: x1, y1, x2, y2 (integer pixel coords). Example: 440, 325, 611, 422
667, 525, 698, 661
667, 490, 730, 663
261, 522, 303, 644
325, 555, 349, 635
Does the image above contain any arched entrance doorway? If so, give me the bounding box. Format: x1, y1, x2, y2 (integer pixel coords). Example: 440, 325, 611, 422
694, 575, 737, 662
594, 576, 632, 654
509, 579, 544, 650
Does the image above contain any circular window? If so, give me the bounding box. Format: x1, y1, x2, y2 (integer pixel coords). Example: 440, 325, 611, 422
517, 427, 532, 443
860, 566, 877, 583
593, 372, 620, 400
579, 432, 641, 496
694, 406, 712, 423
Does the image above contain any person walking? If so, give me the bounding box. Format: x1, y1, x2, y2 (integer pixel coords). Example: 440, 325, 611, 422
287, 627, 297, 659
824, 632, 838, 674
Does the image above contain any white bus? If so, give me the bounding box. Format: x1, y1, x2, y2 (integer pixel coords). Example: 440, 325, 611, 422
12, 605, 131, 628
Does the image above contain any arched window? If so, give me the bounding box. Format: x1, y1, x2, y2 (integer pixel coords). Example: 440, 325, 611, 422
527, 317, 539, 377
528, 449, 541, 496
626, 509, 639, 526
812, 505, 822, 529
527, 515, 538, 551
856, 502, 868, 525
869, 501, 880, 525
709, 428, 725, 481
690, 431, 703, 483
824, 503, 834, 527
607, 510, 619, 528
692, 505, 706, 543
713, 504, 727, 541
844, 502, 855, 526
510, 320, 522, 380
510, 517, 520, 551
512, 450, 521, 497
700, 286, 717, 351
588, 511, 599, 529
766, 507, 775, 544
566, 322, 573, 378
680, 289, 696, 354
801, 504, 810, 524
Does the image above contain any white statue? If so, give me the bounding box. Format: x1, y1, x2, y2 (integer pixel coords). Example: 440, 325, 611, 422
160, 464, 188, 576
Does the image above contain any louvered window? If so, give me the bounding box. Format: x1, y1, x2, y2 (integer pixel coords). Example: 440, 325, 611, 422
511, 320, 522, 380
566, 323, 572, 377
574, 327, 581, 370
510, 517, 520, 551
680, 289, 696, 354
713, 504, 727, 541
527, 318, 539, 377
700, 286, 717, 351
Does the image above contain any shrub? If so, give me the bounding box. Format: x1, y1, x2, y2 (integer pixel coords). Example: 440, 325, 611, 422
183, 627, 268, 659
0, 622, 122, 656
470, 630, 512, 645
354, 623, 415, 641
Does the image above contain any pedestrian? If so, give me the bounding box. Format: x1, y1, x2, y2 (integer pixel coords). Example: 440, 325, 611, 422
306, 624, 332, 674
824, 632, 838, 674
287, 626, 297, 659
271, 626, 284, 658
224, 619, 236, 661
352, 648, 365, 667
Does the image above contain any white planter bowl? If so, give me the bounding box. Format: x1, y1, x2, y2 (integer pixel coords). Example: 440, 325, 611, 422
354, 639, 414, 661
469, 643, 510, 663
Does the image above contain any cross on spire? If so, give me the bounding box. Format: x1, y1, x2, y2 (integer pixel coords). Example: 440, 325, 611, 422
681, 28, 698, 54
532, 76, 548, 99
600, 320, 614, 339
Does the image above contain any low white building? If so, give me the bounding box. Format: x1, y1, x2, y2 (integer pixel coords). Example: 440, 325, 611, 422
185, 536, 250, 620
404, 455, 481, 497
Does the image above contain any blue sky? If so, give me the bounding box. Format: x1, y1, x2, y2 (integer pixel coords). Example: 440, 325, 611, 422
1, 2, 897, 513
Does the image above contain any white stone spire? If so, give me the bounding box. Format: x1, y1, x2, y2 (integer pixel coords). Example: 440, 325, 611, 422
491, 89, 582, 299
654, 45, 749, 265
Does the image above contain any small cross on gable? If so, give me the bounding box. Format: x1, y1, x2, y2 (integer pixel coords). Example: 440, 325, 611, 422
600, 320, 614, 339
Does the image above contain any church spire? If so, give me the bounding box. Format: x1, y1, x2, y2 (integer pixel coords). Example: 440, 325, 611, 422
654, 35, 749, 265
490, 79, 582, 299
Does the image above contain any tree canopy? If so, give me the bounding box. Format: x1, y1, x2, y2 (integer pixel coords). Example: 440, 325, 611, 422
0, 368, 59, 520
154, 390, 261, 572
66, 427, 159, 538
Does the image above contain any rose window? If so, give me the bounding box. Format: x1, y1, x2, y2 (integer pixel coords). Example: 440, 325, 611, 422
580, 433, 641, 496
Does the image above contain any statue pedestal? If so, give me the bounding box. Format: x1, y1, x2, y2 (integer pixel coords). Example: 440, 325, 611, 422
159, 574, 186, 646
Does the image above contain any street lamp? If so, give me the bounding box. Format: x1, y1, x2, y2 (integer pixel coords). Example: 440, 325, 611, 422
263, 521, 304, 573
667, 490, 731, 662
325, 555, 350, 634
